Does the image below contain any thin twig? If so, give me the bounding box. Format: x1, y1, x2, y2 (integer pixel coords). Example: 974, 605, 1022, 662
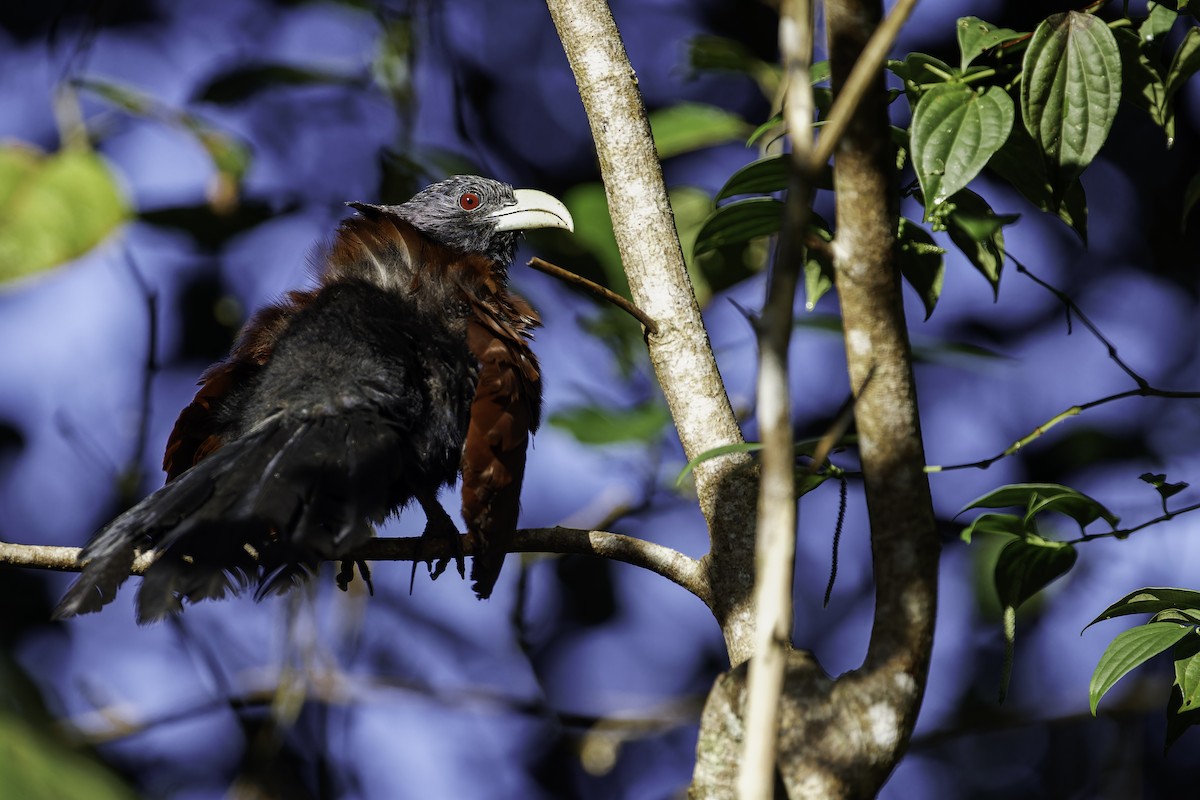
1069, 500, 1200, 544
527, 257, 658, 334
926, 387, 1200, 472
1010, 255, 1148, 389
738, 0, 815, 796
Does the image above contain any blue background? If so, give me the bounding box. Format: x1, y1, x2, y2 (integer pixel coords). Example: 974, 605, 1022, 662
2, 0, 1199, 797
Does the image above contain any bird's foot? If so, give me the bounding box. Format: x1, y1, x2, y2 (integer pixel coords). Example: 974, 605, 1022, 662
336, 559, 374, 595
409, 499, 466, 594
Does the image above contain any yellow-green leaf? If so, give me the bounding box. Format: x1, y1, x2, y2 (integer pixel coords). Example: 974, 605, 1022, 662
0, 146, 130, 284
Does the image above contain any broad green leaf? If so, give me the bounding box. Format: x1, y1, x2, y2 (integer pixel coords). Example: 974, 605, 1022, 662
960, 511, 1027, 544
693, 197, 783, 256
943, 188, 1019, 296
911, 83, 1014, 212
650, 103, 749, 160
1086, 587, 1200, 629
960, 482, 1118, 529
0, 146, 130, 283
1165, 28, 1200, 110
717, 155, 788, 200
995, 536, 1077, 610
1022, 12, 1121, 186
715, 156, 834, 201
957, 16, 1026, 69
1175, 634, 1200, 712
987, 124, 1087, 241
1141, 2, 1179, 49
549, 402, 671, 446
896, 218, 945, 320
1090, 622, 1192, 715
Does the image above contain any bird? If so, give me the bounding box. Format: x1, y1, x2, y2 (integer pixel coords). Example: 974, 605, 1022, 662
53, 176, 572, 623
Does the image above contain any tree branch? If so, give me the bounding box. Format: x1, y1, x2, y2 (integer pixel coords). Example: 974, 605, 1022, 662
1, 528, 710, 606
545, 0, 757, 660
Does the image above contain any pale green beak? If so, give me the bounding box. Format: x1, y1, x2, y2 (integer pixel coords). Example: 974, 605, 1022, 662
489, 189, 574, 234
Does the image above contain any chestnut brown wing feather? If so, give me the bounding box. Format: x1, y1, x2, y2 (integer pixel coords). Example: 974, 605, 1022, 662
461, 294, 541, 599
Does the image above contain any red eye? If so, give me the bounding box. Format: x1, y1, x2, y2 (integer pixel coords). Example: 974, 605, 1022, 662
459, 192, 481, 210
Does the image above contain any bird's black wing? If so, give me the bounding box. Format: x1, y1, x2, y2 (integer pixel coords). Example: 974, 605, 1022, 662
55, 280, 477, 623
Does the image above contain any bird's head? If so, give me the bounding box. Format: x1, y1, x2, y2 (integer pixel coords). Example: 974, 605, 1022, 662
381, 175, 573, 267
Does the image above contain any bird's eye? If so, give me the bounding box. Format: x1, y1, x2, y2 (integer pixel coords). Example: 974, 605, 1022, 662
459, 192, 482, 211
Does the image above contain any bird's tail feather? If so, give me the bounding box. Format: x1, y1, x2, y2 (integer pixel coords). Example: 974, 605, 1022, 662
55, 412, 388, 623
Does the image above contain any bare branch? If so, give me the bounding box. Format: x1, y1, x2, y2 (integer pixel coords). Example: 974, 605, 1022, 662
1, 528, 709, 605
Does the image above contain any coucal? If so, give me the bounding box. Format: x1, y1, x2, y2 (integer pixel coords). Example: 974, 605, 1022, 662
54, 176, 572, 623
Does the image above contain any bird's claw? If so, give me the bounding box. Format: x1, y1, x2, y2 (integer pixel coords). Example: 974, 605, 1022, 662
337, 559, 374, 594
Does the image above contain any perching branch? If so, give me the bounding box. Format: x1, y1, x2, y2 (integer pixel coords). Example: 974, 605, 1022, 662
0, 527, 710, 606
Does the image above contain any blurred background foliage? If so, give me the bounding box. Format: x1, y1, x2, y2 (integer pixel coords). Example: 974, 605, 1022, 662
1, 0, 1200, 797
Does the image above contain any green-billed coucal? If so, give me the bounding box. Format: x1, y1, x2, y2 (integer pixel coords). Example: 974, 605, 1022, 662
54, 176, 572, 622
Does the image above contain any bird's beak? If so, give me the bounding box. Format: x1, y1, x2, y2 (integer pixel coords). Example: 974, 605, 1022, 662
489, 189, 574, 234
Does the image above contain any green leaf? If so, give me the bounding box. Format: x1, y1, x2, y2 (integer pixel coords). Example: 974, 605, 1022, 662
956, 16, 1026, 69
1165, 27, 1200, 109
715, 155, 834, 201
994, 536, 1077, 610
549, 402, 671, 446
676, 442, 763, 486
563, 183, 629, 298
0, 712, 136, 800
693, 197, 783, 256
889, 52, 957, 89
1141, 1, 1179, 49
1174, 633, 1200, 713
802, 217, 835, 311
1140, 471, 1189, 503
1086, 587, 1200, 629
1114, 28, 1172, 141
896, 218, 945, 320
911, 83, 1014, 212
943, 189, 1019, 296
987, 124, 1087, 242
1090, 622, 1192, 715
1021, 12, 1121, 187
1165, 682, 1200, 752
716, 155, 788, 200
960, 482, 1119, 529
687, 35, 781, 99
193, 64, 361, 104
960, 511, 1028, 544
747, 113, 784, 147
0, 146, 131, 284
649, 103, 749, 160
